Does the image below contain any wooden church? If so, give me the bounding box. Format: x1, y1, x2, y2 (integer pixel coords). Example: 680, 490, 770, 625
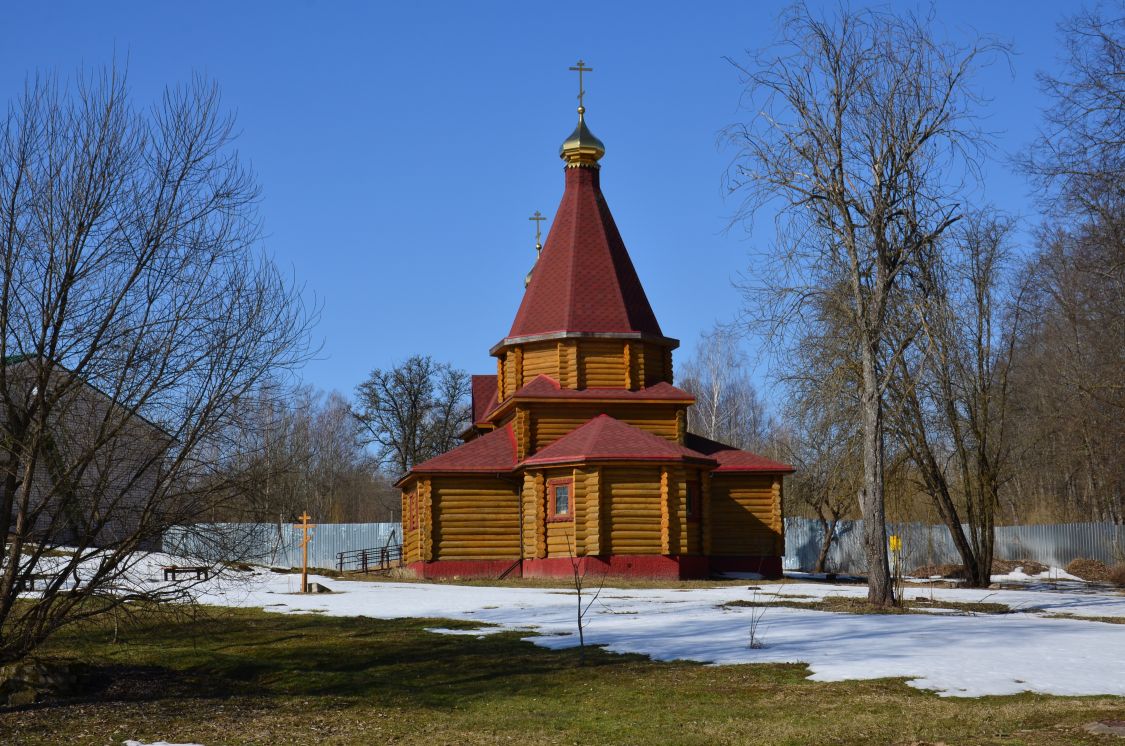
397, 67, 793, 579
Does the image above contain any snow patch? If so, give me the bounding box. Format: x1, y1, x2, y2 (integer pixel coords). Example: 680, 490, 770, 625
185, 569, 1125, 698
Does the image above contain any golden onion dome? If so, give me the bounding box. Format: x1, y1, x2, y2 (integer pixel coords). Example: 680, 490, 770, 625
560, 106, 605, 167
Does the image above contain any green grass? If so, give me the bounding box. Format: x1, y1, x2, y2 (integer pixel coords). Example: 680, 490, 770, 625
0, 604, 1121, 745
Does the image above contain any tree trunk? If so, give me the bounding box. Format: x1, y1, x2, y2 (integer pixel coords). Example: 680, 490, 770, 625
860, 352, 893, 606
814, 508, 839, 574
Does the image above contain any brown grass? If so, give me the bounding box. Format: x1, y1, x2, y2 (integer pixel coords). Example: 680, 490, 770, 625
1066, 558, 1111, 582
723, 595, 1011, 615
912, 559, 1049, 579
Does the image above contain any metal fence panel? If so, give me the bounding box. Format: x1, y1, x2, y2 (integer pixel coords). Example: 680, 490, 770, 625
166, 519, 1124, 575
163, 522, 402, 570
784, 518, 1125, 573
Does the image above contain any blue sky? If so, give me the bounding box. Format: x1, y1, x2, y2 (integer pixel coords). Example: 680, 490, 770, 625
0, 1, 1069, 403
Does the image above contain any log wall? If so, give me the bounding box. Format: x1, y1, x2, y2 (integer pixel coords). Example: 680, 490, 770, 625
604, 466, 663, 555
431, 476, 520, 561
557, 341, 577, 388
579, 339, 625, 388
494, 338, 675, 399
643, 345, 668, 386
584, 467, 602, 555
420, 479, 433, 561
520, 342, 557, 381
530, 404, 681, 450
709, 474, 782, 556
402, 487, 420, 564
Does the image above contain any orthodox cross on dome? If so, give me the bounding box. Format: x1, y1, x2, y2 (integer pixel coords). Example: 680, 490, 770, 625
569, 59, 593, 116
529, 210, 545, 255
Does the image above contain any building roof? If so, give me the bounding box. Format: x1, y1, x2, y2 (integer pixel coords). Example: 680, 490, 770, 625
522, 414, 713, 467
504, 166, 663, 343
512, 374, 694, 403
407, 423, 518, 478
403, 417, 794, 483
470, 374, 499, 423
684, 433, 795, 474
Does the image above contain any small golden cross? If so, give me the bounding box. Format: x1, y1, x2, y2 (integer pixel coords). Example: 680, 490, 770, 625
569, 59, 593, 110
529, 210, 545, 253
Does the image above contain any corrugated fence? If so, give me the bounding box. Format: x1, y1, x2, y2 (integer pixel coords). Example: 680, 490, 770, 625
164, 519, 1124, 574
163, 522, 400, 570
783, 519, 1125, 573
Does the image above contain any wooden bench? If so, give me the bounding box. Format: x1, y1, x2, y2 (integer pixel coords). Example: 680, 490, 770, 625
162, 565, 209, 581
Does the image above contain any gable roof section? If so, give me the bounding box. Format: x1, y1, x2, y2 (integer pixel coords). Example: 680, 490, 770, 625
506, 167, 662, 341
522, 414, 713, 467
408, 423, 517, 476
513, 374, 694, 402
470, 374, 499, 423
684, 433, 795, 473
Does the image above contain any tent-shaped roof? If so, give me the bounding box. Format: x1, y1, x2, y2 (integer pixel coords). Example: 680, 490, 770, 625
407, 423, 517, 477
684, 433, 795, 474
504, 167, 664, 344
470, 374, 499, 423
522, 414, 713, 467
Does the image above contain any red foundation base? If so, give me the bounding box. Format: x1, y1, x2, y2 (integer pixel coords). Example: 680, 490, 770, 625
405, 559, 519, 579
405, 555, 781, 581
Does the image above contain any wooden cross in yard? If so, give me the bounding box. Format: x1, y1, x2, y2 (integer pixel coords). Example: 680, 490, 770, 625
297, 511, 316, 593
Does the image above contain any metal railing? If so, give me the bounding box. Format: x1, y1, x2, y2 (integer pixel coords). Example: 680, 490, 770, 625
336, 544, 404, 573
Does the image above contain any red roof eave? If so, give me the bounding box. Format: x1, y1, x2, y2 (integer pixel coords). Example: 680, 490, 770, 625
521, 453, 717, 468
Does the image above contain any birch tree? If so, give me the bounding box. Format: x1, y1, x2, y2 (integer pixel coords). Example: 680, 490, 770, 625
679, 325, 771, 451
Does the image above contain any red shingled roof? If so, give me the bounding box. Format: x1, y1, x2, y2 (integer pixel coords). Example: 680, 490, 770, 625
409, 423, 517, 474
506, 167, 662, 340
522, 415, 714, 466
684, 433, 795, 473
471, 374, 499, 423
513, 374, 694, 402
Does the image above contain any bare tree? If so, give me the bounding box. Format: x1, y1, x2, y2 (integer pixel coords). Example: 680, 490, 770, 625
727, 4, 1003, 605
889, 212, 1025, 585
1008, 221, 1124, 524
0, 68, 312, 663
679, 325, 772, 451
1006, 6, 1124, 524
212, 387, 398, 523
353, 355, 471, 477
780, 387, 861, 573
1024, 6, 1124, 222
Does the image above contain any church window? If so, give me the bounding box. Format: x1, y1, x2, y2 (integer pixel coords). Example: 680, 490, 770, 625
548, 478, 572, 520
